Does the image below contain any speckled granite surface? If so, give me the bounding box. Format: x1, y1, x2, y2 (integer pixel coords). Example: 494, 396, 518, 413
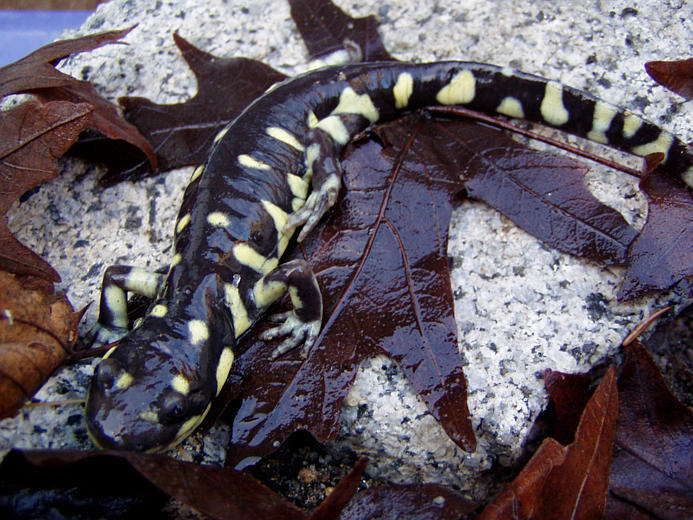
2, 0, 691, 501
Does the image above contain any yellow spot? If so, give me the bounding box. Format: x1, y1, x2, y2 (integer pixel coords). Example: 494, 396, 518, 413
215, 347, 234, 395
587, 101, 618, 144
213, 127, 229, 144
332, 87, 379, 122
138, 410, 158, 422
253, 278, 287, 308
540, 81, 569, 126
436, 70, 475, 105
307, 110, 319, 128
190, 164, 204, 182
188, 319, 209, 345
102, 345, 117, 360
622, 113, 643, 138
393, 72, 414, 109
171, 374, 190, 395
176, 213, 190, 234
305, 143, 320, 174
316, 115, 350, 145
631, 131, 674, 160
150, 304, 168, 318
287, 173, 309, 199
224, 283, 252, 336
171, 253, 182, 267
289, 286, 303, 309
233, 243, 278, 273
104, 286, 127, 328
126, 268, 159, 298
115, 372, 134, 390
238, 154, 271, 170
267, 126, 304, 151
207, 212, 230, 227
262, 200, 291, 253
496, 97, 525, 119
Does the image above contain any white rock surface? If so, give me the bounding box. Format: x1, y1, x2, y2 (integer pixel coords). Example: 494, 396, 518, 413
2, 0, 691, 501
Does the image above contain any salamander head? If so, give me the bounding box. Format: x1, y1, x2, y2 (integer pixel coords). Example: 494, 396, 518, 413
86, 317, 233, 452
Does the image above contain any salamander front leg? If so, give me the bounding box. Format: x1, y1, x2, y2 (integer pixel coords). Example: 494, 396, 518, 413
85, 266, 165, 347
253, 259, 322, 358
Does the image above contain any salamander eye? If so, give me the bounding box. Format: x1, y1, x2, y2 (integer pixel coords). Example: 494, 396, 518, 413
160, 392, 189, 425
94, 358, 121, 391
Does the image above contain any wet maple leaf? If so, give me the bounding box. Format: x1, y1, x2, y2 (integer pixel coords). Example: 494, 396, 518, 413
0, 100, 92, 282
645, 58, 693, 100
0, 272, 82, 419
477, 365, 618, 520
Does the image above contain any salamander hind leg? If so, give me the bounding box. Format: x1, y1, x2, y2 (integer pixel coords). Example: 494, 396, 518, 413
85, 266, 165, 347
250, 259, 322, 359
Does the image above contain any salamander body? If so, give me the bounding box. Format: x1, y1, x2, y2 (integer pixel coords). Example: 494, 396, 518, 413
85, 61, 692, 452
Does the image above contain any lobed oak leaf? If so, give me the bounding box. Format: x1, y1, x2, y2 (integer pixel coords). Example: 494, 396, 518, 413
289, 0, 396, 64
96, 33, 289, 185
0, 26, 156, 174
618, 169, 693, 300
0, 272, 81, 419
0, 100, 92, 282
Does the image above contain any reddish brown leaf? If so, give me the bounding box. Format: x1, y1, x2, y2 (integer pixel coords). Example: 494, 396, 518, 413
0, 272, 81, 419
96, 33, 288, 185
337, 482, 478, 520
544, 368, 593, 445
289, 0, 396, 63
618, 169, 693, 300
477, 366, 618, 520
645, 59, 693, 100
14, 450, 307, 520
0, 26, 156, 173
457, 123, 638, 265
605, 341, 693, 519
0, 100, 92, 281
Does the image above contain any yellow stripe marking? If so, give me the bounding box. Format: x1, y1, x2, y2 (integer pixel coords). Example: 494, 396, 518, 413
262, 200, 291, 252
207, 212, 230, 227
224, 283, 252, 336
171, 374, 190, 395
150, 304, 168, 318
115, 372, 134, 390
213, 127, 229, 144
190, 164, 204, 182
496, 96, 525, 119
587, 101, 618, 144
540, 81, 569, 126
126, 268, 159, 298
216, 347, 235, 395
253, 278, 287, 308
170, 253, 182, 267
102, 345, 117, 360
316, 115, 350, 145
393, 72, 414, 109
307, 110, 319, 128
623, 113, 643, 138
234, 243, 278, 274
436, 70, 475, 105
287, 173, 309, 199
176, 214, 191, 234
238, 154, 271, 170
332, 87, 379, 123
188, 319, 209, 345
104, 286, 127, 328
267, 126, 304, 151
631, 131, 674, 160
